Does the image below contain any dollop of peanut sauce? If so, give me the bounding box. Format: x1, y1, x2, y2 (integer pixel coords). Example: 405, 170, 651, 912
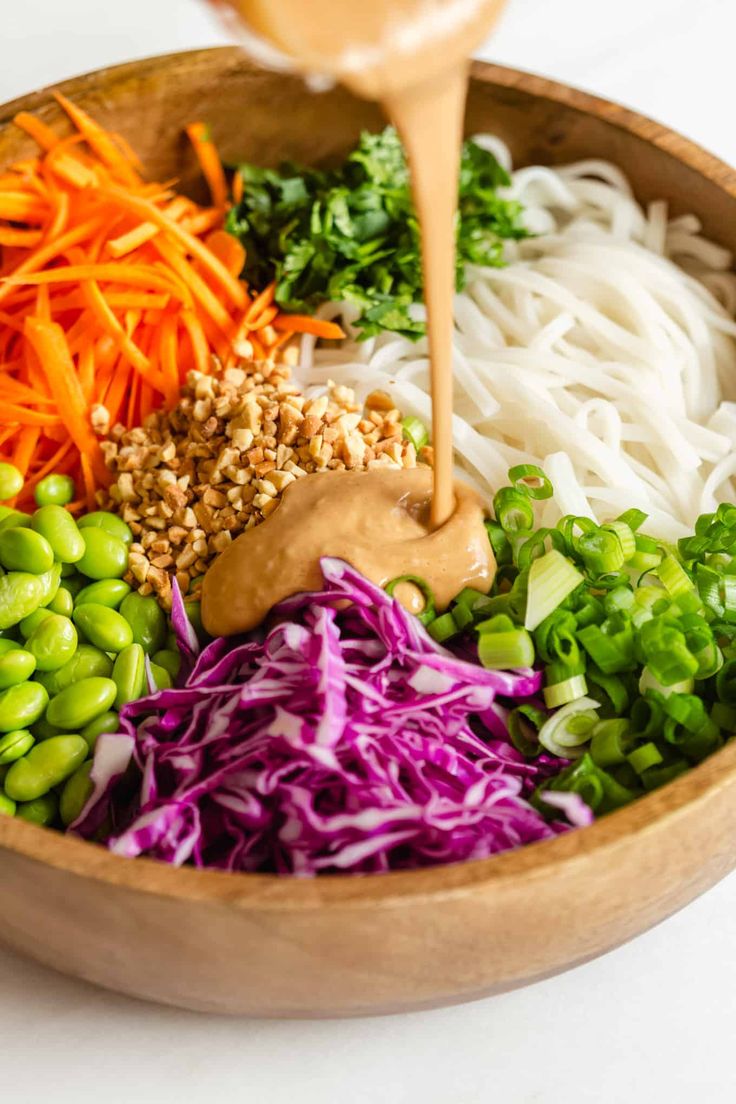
201, 467, 495, 636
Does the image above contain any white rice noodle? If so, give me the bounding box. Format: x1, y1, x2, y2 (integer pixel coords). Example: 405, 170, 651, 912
296, 138, 736, 538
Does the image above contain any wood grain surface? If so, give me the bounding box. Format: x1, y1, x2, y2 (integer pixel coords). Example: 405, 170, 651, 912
2, 48, 736, 1016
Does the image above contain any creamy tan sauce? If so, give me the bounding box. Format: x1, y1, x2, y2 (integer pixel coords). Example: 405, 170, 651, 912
202, 469, 494, 635
203, 0, 507, 636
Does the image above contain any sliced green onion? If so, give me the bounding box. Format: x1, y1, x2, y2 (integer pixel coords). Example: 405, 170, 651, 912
604, 586, 635, 615
534, 609, 578, 663
508, 464, 553, 500
524, 549, 584, 631
543, 673, 589, 709
508, 704, 547, 758
630, 695, 665, 739
662, 692, 707, 732
696, 563, 725, 617
630, 534, 663, 572
638, 620, 699, 685
641, 759, 689, 791
711, 701, 736, 731
577, 527, 625, 575
656, 554, 694, 598
574, 593, 605, 628
717, 502, 736, 527
627, 742, 663, 774
452, 587, 487, 613
638, 666, 695, 698
587, 666, 630, 715
692, 640, 723, 679
723, 575, 736, 621
542, 752, 638, 813
674, 590, 704, 616
452, 603, 475, 631
578, 618, 635, 674
716, 658, 736, 703
556, 515, 597, 556
385, 574, 436, 625
400, 416, 429, 451
516, 527, 566, 570
537, 696, 600, 757
616, 508, 648, 532
426, 612, 458, 643
493, 487, 535, 533
477, 623, 535, 669
485, 520, 512, 565
590, 718, 631, 767
602, 520, 636, 561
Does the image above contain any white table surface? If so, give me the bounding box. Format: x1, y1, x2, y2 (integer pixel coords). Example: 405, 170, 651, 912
3, 2, 736, 1101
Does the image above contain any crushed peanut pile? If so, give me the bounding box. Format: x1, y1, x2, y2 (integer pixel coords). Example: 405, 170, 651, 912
100, 361, 424, 608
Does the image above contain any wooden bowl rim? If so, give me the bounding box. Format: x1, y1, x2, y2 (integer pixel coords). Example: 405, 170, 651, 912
2, 48, 736, 909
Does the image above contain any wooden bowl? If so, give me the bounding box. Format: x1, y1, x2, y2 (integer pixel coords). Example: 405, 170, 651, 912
2, 49, 736, 1017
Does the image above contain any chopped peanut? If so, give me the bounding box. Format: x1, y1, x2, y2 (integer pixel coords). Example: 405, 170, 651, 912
102, 361, 421, 607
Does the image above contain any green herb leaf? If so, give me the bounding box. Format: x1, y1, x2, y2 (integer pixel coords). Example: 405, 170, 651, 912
225, 127, 528, 339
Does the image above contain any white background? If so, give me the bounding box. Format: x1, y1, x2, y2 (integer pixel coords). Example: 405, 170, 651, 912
2, 2, 736, 1101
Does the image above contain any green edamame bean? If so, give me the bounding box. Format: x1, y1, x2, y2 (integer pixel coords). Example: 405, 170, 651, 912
46, 677, 116, 730
165, 630, 177, 651
72, 604, 132, 653
80, 710, 119, 752
0, 527, 54, 575
120, 592, 166, 655
0, 572, 44, 631
76, 528, 128, 581
26, 614, 77, 672
31, 715, 62, 741
78, 511, 133, 546
0, 649, 36, 690
47, 586, 73, 617
75, 579, 131, 609
0, 463, 23, 502
0, 506, 17, 522
15, 792, 58, 826
31, 505, 84, 564
0, 511, 31, 533
34, 473, 75, 508
152, 648, 181, 681
34, 644, 113, 696
112, 643, 146, 709
0, 681, 48, 732
60, 761, 94, 826
0, 793, 16, 816
19, 607, 53, 638
0, 639, 21, 656
148, 662, 173, 692
0, 729, 34, 765
4, 735, 88, 802
37, 563, 62, 607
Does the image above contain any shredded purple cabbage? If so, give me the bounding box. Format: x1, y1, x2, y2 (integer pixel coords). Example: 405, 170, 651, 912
73, 559, 578, 875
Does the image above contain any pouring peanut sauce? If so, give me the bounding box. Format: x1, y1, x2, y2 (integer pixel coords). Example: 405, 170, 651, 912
203, 0, 508, 636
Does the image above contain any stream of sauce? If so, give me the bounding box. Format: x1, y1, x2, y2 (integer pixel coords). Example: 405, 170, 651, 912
202, 0, 508, 636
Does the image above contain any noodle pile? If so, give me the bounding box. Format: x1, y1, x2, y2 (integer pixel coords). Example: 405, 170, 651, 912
298, 138, 736, 539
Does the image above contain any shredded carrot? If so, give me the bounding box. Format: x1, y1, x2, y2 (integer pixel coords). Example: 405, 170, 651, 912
0, 98, 343, 509
272, 314, 346, 341
13, 112, 60, 152
186, 122, 228, 210
204, 230, 246, 279
0, 228, 43, 248
232, 169, 243, 206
